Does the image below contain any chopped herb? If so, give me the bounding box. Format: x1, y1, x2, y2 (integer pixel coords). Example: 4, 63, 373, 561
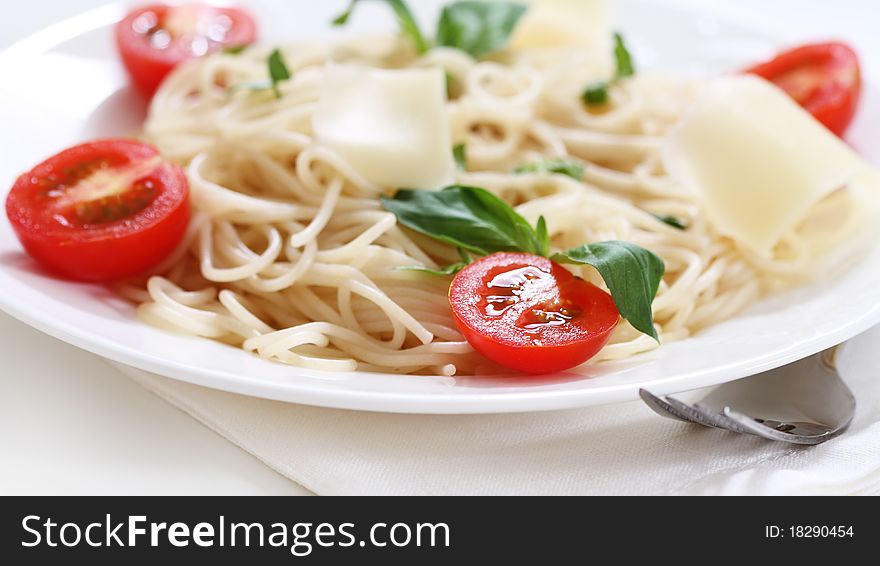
582, 81, 609, 106
653, 214, 687, 230
267, 48, 291, 98
613, 32, 635, 78
396, 249, 472, 277
581, 31, 635, 107
453, 143, 467, 171
436, 1, 528, 59
232, 48, 292, 98
332, 0, 356, 25
514, 158, 585, 181
445, 70, 457, 98
397, 262, 468, 276
223, 44, 249, 55
535, 215, 550, 257
333, 0, 529, 60
332, 0, 431, 54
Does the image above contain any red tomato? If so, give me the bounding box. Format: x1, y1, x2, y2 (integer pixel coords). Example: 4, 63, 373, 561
5, 139, 190, 282
115, 3, 257, 95
744, 42, 861, 136
449, 252, 619, 374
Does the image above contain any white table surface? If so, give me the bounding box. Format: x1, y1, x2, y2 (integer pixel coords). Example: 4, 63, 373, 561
1, 0, 877, 495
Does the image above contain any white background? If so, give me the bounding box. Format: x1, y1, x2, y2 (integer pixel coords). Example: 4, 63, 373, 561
1, 0, 877, 494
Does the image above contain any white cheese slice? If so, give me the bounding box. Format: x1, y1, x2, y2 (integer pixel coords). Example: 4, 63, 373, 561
312, 64, 454, 191
664, 74, 873, 257
510, 0, 607, 50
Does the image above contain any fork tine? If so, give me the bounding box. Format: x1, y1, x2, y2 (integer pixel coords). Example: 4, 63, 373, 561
638, 389, 703, 425
643, 391, 761, 437
721, 407, 844, 445
663, 397, 729, 430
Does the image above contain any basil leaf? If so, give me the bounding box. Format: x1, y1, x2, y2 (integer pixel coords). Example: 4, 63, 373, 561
514, 158, 585, 181
535, 215, 550, 257
653, 214, 687, 230
223, 44, 248, 55
267, 48, 291, 98
436, 1, 527, 59
396, 262, 467, 276
613, 32, 635, 78
582, 81, 609, 106
332, 0, 356, 25
552, 241, 664, 341
453, 143, 467, 171
332, 0, 430, 54
381, 185, 543, 256
234, 49, 292, 97
445, 70, 458, 98
580, 32, 634, 107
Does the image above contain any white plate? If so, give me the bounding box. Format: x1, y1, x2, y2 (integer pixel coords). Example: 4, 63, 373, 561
1, 0, 879, 414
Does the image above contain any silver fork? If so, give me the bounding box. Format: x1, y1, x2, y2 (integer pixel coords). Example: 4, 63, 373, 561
639, 347, 855, 445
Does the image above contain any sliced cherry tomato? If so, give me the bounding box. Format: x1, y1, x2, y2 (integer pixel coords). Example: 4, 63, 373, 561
449, 252, 619, 374
115, 3, 257, 95
5, 139, 190, 282
744, 42, 861, 136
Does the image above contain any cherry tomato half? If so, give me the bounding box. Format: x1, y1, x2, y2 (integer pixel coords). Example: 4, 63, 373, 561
5, 139, 190, 282
115, 3, 257, 95
449, 252, 620, 373
744, 42, 861, 136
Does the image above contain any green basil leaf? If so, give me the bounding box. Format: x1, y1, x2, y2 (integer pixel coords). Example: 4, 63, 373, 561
535, 215, 550, 257
234, 49, 292, 97
398, 247, 473, 276
453, 143, 467, 171
267, 48, 292, 98
436, 1, 528, 59
653, 214, 687, 230
223, 44, 249, 55
396, 262, 468, 276
552, 241, 664, 341
445, 70, 458, 98
514, 158, 585, 181
613, 32, 635, 78
381, 185, 543, 256
580, 32, 634, 109
332, 0, 355, 25
582, 81, 609, 106
332, 0, 430, 54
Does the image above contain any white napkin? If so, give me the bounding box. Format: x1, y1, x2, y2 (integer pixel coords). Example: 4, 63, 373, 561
112, 324, 880, 495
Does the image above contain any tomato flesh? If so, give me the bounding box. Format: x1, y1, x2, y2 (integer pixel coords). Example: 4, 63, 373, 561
449, 253, 619, 373
115, 3, 257, 95
744, 42, 861, 136
5, 139, 190, 282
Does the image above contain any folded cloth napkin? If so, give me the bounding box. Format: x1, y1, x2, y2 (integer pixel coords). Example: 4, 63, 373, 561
112, 324, 880, 495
